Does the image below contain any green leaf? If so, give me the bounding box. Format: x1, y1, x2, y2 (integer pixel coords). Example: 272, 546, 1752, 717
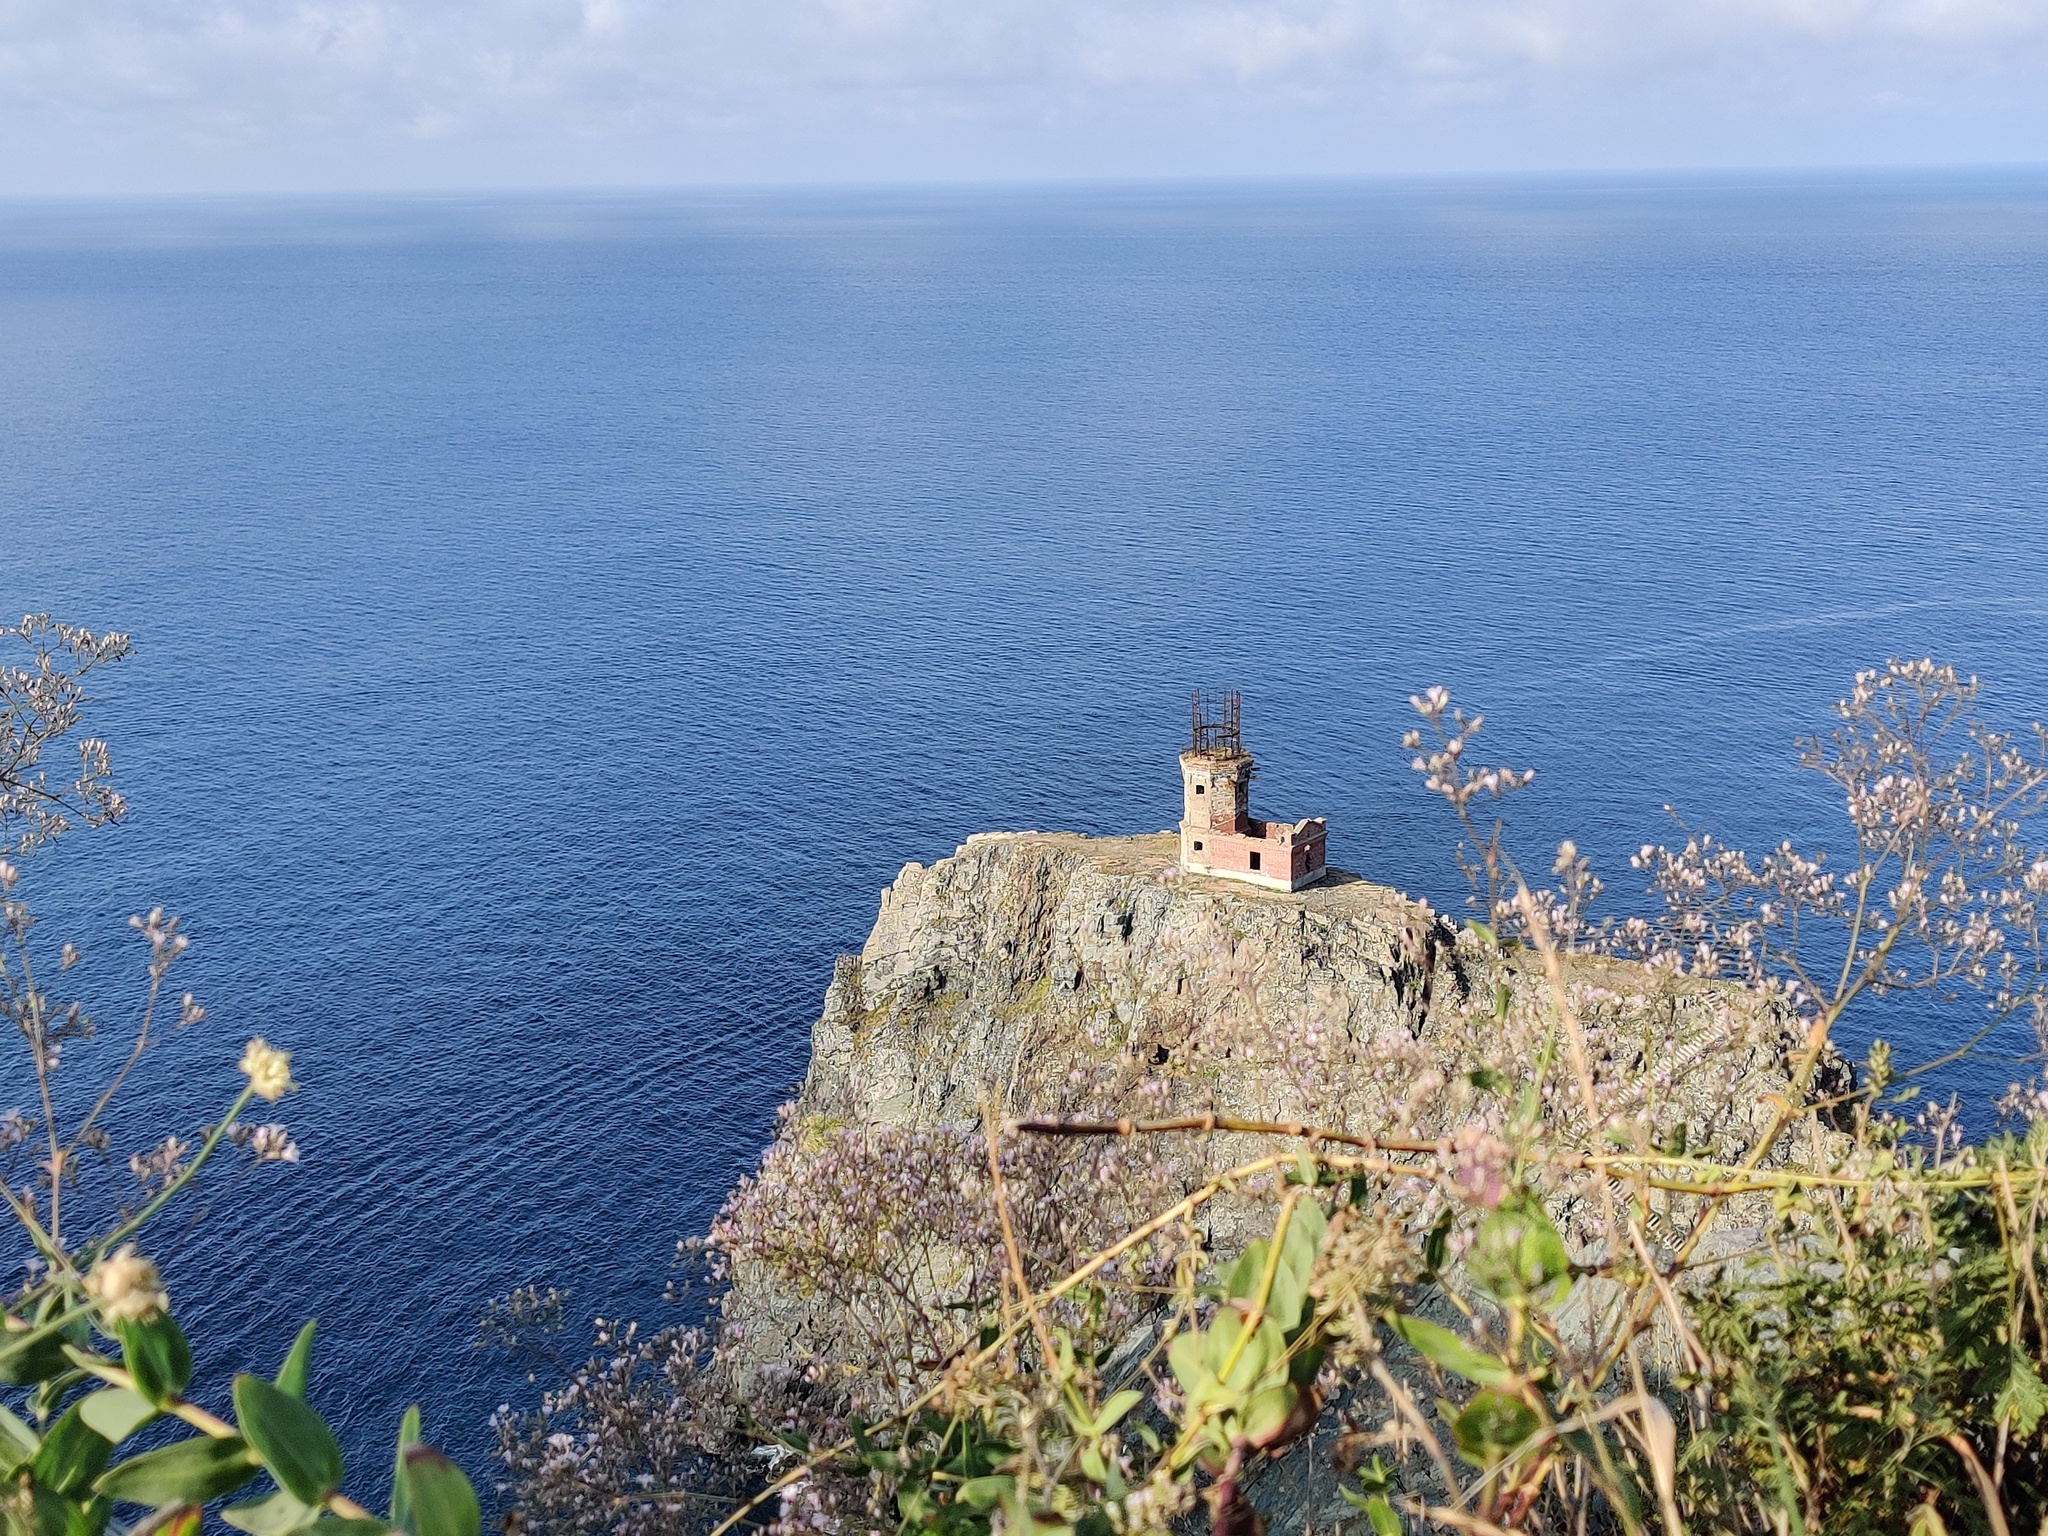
1102, 1455, 1127, 1501
24, 1478, 94, 1536
1224, 1243, 1267, 1303
1287, 1199, 1327, 1262
117, 1315, 193, 1408
1997, 1350, 2048, 1437
308, 1521, 393, 1536
1238, 1384, 1297, 1447
396, 1446, 478, 1536
30, 1405, 114, 1496
1360, 1495, 1403, 1536
1270, 1201, 1326, 1334
78, 1388, 159, 1445
0, 1401, 39, 1474
276, 1321, 318, 1400
1421, 1211, 1453, 1277
1263, 1260, 1308, 1337
1450, 1389, 1542, 1468
0, 1322, 73, 1387
1467, 1068, 1504, 1092
1386, 1314, 1514, 1387
1199, 1311, 1284, 1395
1355, 1455, 1396, 1496
1466, 1191, 1572, 1305
958, 1476, 1012, 1512
1512, 1033, 1557, 1135
234, 1373, 344, 1506
1091, 1389, 1144, 1435
389, 1407, 422, 1528
1288, 1340, 1328, 1393
1079, 1444, 1111, 1486
896, 1483, 936, 1525
223, 1489, 322, 1536
97, 1434, 261, 1507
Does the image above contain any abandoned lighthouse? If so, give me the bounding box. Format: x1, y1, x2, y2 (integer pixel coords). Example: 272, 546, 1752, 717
1176, 692, 1329, 892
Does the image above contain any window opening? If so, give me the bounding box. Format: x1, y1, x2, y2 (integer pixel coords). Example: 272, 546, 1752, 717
1249, 851, 1262, 871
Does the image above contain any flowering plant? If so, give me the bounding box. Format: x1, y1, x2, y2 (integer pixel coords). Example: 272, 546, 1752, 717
505, 658, 2048, 1536
1, 615, 482, 1536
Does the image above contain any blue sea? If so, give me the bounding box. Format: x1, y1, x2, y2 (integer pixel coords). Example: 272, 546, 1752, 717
4, 173, 2047, 1486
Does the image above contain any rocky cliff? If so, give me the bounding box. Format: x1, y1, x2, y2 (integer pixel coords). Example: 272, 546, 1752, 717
784, 828, 1793, 1146
794, 829, 1457, 1133
719, 828, 1797, 1381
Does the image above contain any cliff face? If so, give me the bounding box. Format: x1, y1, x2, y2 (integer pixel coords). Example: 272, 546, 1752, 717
723, 829, 1792, 1357
789, 829, 1786, 1144
715, 830, 1803, 1528
720, 830, 1469, 1429
795, 830, 1459, 1134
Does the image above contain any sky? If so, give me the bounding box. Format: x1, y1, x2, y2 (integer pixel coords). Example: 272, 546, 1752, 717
1, 0, 2047, 193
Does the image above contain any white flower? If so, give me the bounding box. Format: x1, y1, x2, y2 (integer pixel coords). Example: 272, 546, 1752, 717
85, 1244, 169, 1323
238, 1038, 297, 1101
247, 1123, 300, 1163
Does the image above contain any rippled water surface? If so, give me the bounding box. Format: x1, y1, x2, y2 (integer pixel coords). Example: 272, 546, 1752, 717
4, 174, 2047, 1477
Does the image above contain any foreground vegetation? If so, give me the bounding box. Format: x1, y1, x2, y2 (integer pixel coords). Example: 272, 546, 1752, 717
10, 610, 2048, 1534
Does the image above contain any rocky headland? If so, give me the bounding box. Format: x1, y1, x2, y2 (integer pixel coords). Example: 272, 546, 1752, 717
713, 829, 1813, 1525
798, 830, 1452, 1129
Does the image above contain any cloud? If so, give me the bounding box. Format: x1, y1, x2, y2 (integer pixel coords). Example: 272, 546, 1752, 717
1, 0, 2045, 188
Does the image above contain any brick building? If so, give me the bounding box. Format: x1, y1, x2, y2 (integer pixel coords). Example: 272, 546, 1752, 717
1177, 692, 1328, 892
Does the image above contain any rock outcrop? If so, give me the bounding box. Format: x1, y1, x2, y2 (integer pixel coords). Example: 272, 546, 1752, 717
785, 829, 1792, 1149
796, 830, 1459, 1133
716, 830, 1808, 1528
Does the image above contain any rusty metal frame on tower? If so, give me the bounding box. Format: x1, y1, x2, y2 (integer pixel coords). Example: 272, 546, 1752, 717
1189, 690, 1244, 758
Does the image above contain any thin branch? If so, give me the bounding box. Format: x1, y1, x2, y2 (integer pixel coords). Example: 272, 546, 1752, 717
701, 1149, 1304, 1536
1944, 1433, 2011, 1536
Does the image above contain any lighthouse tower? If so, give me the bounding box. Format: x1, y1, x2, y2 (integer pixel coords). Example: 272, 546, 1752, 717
1177, 692, 1329, 893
